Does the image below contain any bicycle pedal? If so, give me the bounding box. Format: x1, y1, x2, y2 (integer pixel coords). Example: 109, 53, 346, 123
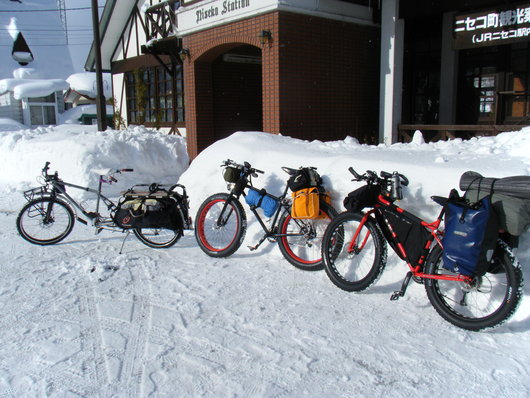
247, 245, 258, 251
95, 228, 103, 235
390, 291, 403, 301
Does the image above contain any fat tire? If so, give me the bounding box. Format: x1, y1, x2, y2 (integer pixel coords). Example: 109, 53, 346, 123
133, 228, 182, 248
16, 197, 74, 245
424, 241, 523, 331
277, 202, 338, 271
321, 212, 387, 291
195, 193, 246, 257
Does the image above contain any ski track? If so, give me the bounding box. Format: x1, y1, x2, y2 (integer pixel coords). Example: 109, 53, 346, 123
0, 200, 529, 398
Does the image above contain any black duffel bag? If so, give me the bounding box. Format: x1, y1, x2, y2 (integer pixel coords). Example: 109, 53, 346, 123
114, 187, 185, 231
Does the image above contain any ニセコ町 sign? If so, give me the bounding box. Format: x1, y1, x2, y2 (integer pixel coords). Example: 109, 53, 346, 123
454, 3, 530, 49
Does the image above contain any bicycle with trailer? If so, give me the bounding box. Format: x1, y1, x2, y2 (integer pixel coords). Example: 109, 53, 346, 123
320, 167, 524, 331
16, 162, 191, 250
194, 159, 338, 270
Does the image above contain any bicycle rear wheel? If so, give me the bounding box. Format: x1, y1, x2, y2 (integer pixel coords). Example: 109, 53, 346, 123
16, 197, 74, 245
195, 193, 246, 257
277, 202, 338, 271
321, 212, 387, 291
424, 242, 523, 331
133, 228, 182, 248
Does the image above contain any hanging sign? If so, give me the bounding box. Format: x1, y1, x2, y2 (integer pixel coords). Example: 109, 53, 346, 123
454, 3, 530, 49
177, 0, 277, 35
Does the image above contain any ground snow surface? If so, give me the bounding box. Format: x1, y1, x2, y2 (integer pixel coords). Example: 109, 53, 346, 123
0, 126, 529, 397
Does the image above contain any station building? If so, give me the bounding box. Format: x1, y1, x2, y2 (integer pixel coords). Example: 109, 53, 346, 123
87, 0, 530, 159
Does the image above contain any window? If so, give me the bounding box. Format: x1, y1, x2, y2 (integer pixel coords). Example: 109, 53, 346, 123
125, 63, 184, 126
473, 73, 496, 115
27, 93, 57, 126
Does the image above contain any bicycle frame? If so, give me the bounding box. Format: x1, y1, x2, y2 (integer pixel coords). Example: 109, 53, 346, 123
216, 177, 318, 252
27, 175, 120, 230
358, 194, 472, 284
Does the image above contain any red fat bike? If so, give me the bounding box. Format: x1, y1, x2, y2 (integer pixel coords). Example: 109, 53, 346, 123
321, 167, 523, 331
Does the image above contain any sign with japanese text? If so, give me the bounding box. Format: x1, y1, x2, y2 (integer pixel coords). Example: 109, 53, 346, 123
454, 3, 530, 49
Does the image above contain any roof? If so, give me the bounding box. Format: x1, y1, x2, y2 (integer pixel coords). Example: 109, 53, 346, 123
0, 0, 74, 79
84, 0, 142, 72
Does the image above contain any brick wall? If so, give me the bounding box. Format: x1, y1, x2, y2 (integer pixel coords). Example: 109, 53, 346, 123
277, 12, 380, 143
182, 10, 379, 159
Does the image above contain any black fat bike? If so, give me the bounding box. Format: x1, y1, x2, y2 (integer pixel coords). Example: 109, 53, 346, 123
195, 160, 337, 270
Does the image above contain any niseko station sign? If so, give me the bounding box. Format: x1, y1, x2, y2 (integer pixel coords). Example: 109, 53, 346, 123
454, 3, 530, 49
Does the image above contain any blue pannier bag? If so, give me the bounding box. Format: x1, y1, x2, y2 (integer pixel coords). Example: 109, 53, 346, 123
442, 191, 498, 276
245, 188, 279, 218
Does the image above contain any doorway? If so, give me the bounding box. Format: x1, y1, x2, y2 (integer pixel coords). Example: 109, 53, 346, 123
212, 45, 262, 140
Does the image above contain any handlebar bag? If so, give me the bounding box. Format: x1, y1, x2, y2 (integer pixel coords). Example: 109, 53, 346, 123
245, 188, 279, 218
442, 195, 499, 276
343, 184, 380, 213
223, 166, 241, 183
291, 187, 320, 219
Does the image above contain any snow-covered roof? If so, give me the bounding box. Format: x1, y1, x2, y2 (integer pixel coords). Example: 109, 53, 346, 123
0, 78, 68, 100
0, 0, 74, 80
66, 72, 112, 99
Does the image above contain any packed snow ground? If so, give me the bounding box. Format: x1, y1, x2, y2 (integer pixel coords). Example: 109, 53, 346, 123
0, 126, 529, 397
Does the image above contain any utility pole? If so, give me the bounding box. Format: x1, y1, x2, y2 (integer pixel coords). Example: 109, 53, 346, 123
91, 0, 107, 131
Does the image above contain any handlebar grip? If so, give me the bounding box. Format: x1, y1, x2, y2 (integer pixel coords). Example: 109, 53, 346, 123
255, 169, 264, 174
348, 167, 363, 180
121, 168, 134, 172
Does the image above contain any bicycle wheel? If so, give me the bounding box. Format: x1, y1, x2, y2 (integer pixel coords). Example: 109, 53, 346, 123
424, 242, 523, 331
321, 212, 387, 291
277, 202, 338, 271
195, 193, 246, 257
16, 197, 74, 245
133, 227, 182, 248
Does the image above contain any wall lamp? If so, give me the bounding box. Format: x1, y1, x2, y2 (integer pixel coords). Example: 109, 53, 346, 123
259, 30, 272, 45
179, 48, 190, 61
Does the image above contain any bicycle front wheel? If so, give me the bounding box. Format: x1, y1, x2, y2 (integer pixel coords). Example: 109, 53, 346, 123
277, 202, 338, 271
16, 197, 74, 245
195, 193, 246, 257
321, 212, 387, 291
424, 242, 523, 331
134, 228, 182, 248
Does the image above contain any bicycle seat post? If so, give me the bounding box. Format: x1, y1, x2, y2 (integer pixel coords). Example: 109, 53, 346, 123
95, 174, 104, 216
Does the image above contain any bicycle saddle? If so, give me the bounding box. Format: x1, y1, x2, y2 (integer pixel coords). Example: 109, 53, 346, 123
281, 167, 298, 175
431, 196, 449, 206
90, 168, 112, 176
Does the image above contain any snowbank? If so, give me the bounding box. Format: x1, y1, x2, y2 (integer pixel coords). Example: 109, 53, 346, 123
180, 129, 530, 221
0, 125, 189, 197
0, 126, 528, 397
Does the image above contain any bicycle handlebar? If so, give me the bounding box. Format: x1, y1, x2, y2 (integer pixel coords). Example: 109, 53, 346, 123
222, 159, 264, 177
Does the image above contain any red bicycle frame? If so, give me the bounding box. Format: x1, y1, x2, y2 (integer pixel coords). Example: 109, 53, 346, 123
356, 194, 473, 284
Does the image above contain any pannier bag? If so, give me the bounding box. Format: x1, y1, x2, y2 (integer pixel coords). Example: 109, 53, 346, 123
114, 195, 182, 230
442, 192, 499, 276
344, 184, 381, 213
245, 188, 279, 218
291, 187, 320, 219
287, 167, 322, 191
223, 166, 241, 183
377, 207, 431, 266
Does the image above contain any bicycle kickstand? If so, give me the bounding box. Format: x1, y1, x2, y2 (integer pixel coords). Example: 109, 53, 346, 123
390, 271, 412, 301
119, 231, 130, 254
248, 234, 268, 251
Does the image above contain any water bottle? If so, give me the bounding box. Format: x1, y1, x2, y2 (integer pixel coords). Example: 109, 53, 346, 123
391, 172, 402, 200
